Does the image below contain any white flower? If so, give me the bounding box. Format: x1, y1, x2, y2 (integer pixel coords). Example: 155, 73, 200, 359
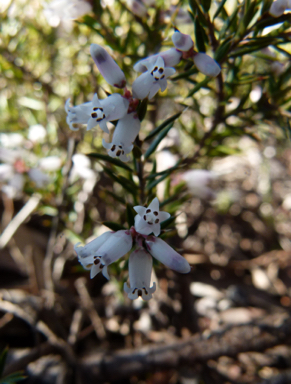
133, 48, 182, 73
75, 197, 191, 300
28, 124, 47, 143
172, 31, 194, 52
132, 56, 175, 100
181, 169, 217, 200
124, 248, 156, 301
134, 197, 170, 236
75, 230, 133, 279
43, 0, 92, 27
28, 168, 51, 188
269, 0, 291, 16
102, 112, 141, 162
145, 237, 191, 273
193, 53, 221, 77
90, 44, 126, 88
65, 93, 129, 132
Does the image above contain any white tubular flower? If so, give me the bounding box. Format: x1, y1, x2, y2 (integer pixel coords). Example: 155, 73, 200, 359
133, 48, 182, 73
132, 56, 175, 100
172, 31, 194, 52
134, 197, 170, 236
102, 112, 141, 162
90, 44, 126, 88
75, 231, 113, 279
193, 53, 221, 77
124, 248, 156, 301
75, 230, 132, 279
269, 0, 291, 16
145, 237, 191, 273
65, 93, 129, 132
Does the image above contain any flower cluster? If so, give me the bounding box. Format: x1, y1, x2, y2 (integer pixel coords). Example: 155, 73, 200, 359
75, 198, 191, 301
65, 31, 221, 162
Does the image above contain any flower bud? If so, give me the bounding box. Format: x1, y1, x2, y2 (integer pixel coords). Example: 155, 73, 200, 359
172, 31, 194, 52
90, 44, 126, 88
193, 52, 221, 77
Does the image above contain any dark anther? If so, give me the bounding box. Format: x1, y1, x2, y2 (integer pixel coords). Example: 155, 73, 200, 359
155, 219, 159, 224
161, 75, 165, 79
96, 117, 103, 122
143, 287, 148, 294
116, 150, 121, 156
147, 221, 153, 225
153, 211, 158, 216
154, 77, 159, 81
132, 288, 137, 294
146, 209, 151, 213
111, 145, 116, 151
100, 264, 104, 269
143, 215, 146, 220
93, 107, 98, 111
119, 145, 122, 149
138, 289, 142, 296
158, 68, 163, 73
91, 112, 97, 118
94, 259, 100, 265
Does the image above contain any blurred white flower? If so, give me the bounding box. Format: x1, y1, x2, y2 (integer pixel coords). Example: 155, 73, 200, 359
181, 169, 217, 200
43, 0, 92, 27
0, 133, 24, 148
39, 156, 62, 172
28, 124, 47, 143
127, 0, 147, 17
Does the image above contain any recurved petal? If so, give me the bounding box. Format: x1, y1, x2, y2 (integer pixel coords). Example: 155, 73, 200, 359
133, 205, 147, 216
101, 94, 129, 121
90, 44, 126, 88
146, 237, 191, 273
158, 211, 171, 222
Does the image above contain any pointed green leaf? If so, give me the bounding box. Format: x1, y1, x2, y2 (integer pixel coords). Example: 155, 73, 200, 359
103, 166, 137, 194
102, 222, 126, 231
194, 16, 206, 52
0, 347, 8, 377
87, 153, 133, 171
201, 0, 211, 12
144, 111, 182, 142
213, 0, 227, 19
137, 98, 148, 122
126, 204, 136, 227
144, 123, 174, 159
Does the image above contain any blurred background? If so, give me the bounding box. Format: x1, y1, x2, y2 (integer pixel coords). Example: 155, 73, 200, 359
1, 0, 291, 383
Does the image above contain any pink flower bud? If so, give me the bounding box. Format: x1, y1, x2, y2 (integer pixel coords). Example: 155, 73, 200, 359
172, 31, 194, 52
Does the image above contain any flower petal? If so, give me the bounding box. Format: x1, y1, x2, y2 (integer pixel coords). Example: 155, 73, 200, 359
146, 237, 191, 273
133, 205, 147, 216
